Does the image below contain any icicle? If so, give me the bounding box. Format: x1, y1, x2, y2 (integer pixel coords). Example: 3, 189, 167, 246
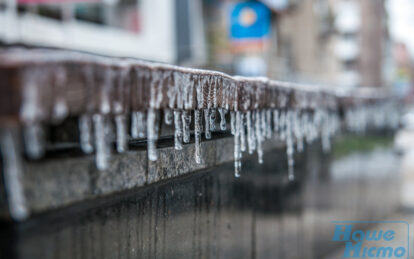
93, 114, 110, 170
131, 112, 138, 138
174, 110, 183, 150
230, 111, 236, 135
265, 110, 272, 139
23, 122, 45, 159
219, 108, 227, 130
279, 111, 286, 140
246, 111, 256, 154
261, 110, 267, 139
240, 113, 246, 152
131, 111, 146, 139
234, 111, 242, 177
79, 114, 94, 154
303, 112, 312, 144
194, 109, 202, 164
182, 110, 191, 143
164, 109, 173, 125
0, 130, 28, 220
294, 110, 304, 152
286, 110, 295, 181
321, 111, 331, 152
273, 109, 279, 134
52, 99, 68, 122
209, 109, 217, 131
255, 110, 264, 164
147, 109, 159, 161
204, 109, 211, 139
115, 114, 127, 153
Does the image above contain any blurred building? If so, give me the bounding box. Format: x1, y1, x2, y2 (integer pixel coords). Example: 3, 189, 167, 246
205, 0, 391, 87
392, 42, 414, 101
0, 0, 392, 87
0, 0, 206, 64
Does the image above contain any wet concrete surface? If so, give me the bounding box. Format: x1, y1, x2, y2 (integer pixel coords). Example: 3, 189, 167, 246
0, 135, 400, 259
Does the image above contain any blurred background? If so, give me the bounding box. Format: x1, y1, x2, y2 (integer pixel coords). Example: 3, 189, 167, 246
0, 0, 413, 99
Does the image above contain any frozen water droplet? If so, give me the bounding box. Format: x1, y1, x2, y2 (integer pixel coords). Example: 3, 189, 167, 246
164, 109, 173, 125
115, 114, 127, 153
174, 110, 183, 150
204, 109, 211, 139
23, 122, 45, 159
93, 114, 111, 170
194, 109, 202, 164
219, 108, 227, 130
79, 114, 94, 154
147, 109, 160, 161
182, 110, 191, 143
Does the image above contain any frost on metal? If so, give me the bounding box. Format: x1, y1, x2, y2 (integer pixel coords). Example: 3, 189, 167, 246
0, 48, 400, 180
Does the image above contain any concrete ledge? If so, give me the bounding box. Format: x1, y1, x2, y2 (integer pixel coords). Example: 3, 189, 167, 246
1, 136, 283, 218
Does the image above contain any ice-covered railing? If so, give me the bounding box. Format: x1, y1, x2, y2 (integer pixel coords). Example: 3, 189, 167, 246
0, 48, 399, 180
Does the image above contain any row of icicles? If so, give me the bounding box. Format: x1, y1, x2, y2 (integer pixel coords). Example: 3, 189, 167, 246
20, 103, 399, 180
23, 106, 341, 180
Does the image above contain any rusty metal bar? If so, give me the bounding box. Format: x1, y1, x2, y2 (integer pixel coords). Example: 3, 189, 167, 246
0, 47, 389, 124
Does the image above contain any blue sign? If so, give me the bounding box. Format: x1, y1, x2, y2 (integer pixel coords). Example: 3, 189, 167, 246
230, 1, 271, 41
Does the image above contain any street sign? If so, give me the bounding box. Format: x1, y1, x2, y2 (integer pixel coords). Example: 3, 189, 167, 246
230, 1, 270, 42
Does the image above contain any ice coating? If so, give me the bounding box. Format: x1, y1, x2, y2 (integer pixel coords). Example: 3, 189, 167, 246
0, 48, 401, 177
